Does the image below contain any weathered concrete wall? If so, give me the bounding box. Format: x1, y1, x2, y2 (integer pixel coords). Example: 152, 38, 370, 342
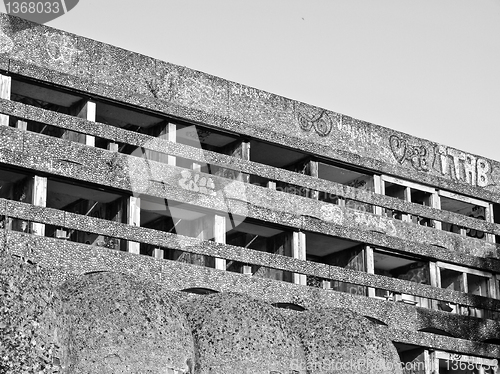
59, 272, 195, 373
2, 251, 405, 374
1, 13, 500, 204
180, 293, 308, 374
3, 232, 500, 359
288, 308, 402, 374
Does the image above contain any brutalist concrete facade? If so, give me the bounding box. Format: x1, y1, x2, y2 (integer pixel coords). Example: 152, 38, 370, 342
0, 13, 499, 374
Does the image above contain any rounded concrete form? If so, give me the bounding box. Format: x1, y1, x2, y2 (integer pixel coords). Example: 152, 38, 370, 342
181, 292, 307, 374
59, 272, 194, 373
289, 308, 403, 374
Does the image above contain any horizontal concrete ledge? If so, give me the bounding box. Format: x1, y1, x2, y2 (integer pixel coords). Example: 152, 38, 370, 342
1, 98, 499, 237
0, 125, 498, 263
1, 218, 500, 315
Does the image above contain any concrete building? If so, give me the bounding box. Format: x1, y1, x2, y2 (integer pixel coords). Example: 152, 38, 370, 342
0, 13, 499, 373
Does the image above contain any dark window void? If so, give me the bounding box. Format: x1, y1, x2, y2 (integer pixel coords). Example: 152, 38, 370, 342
0, 167, 32, 201
440, 196, 487, 239
494, 204, 500, 243
11, 78, 84, 116
226, 219, 293, 281
45, 178, 125, 250
384, 181, 432, 226
373, 249, 430, 307
249, 140, 308, 189
305, 232, 365, 294
121, 120, 244, 181
318, 162, 375, 213
140, 196, 219, 266
0, 167, 36, 232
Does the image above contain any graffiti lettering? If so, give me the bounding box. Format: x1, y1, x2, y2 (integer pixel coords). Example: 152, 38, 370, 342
352, 210, 397, 236
436, 146, 493, 187
337, 118, 381, 145
389, 135, 432, 172
297, 109, 333, 137
231, 84, 271, 100
320, 204, 344, 225
320, 203, 397, 236
178, 170, 216, 196
45, 32, 81, 64
389, 135, 494, 188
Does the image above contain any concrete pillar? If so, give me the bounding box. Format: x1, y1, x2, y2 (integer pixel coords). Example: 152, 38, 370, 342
292, 231, 307, 285
67, 99, 96, 145
127, 196, 141, 254
214, 214, 226, 270
365, 245, 375, 297
0, 74, 11, 126
168, 123, 176, 166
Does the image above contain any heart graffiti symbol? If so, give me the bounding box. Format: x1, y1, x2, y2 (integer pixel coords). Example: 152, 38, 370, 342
4, 0, 79, 24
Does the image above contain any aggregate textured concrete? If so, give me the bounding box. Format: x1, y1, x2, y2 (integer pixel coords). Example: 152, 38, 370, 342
3, 231, 500, 359
59, 272, 195, 373
1, 12, 500, 370
2, 253, 407, 374
180, 293, 307, 374
288, 308, 402, 374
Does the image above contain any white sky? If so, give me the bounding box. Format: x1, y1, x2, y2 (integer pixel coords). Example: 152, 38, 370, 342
3, 0, 499, 160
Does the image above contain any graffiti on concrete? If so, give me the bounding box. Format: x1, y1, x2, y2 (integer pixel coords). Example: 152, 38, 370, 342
320, 203, 397, 236
351, 210, 397, 236
435, 145, 494, 187
178, 170, 216, 196
297, 109, 333, 137
45, 32, 81, 65
390, 135, 494, 187
297, 105, 383, 147
320, 204, 345, 225
389, 135, 432, 172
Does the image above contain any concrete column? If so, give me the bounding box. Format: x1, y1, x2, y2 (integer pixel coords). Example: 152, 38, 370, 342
154, 248, 164, 259
292, 231, 307, 285
373, 175, 383, 216
365, 246, 375, 297
308, 160, 319, 200
214, 214, 226, 270
0, 74, 11, 126
127, 196, 141, 254
16, 120, 27, 130
168, 123, 176, 166
77, 100, 96, 146
67, 99, 96, 145
31, 176, 47, 236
